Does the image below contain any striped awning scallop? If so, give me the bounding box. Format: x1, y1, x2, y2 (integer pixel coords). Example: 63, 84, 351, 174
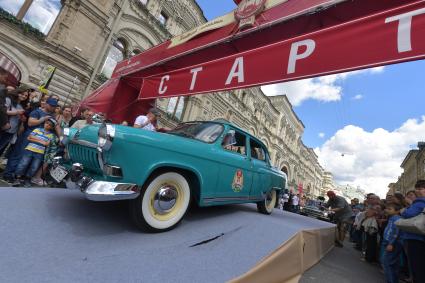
0, 51, 21, 86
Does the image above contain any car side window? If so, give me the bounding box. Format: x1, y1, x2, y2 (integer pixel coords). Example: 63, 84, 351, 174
222, 129, 246, 156
250, 139, 266, 161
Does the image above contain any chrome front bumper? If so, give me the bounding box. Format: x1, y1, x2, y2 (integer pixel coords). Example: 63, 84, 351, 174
85, 181, 139, 201
66, 179, 140, 201
52, 161, 140, 201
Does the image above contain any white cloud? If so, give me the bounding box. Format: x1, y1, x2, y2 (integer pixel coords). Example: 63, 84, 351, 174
261, 67, 385, 106
315, 116, 425, 198
370, 66, 385, 73
352, 94, 363, 100
318, 132, 325, 138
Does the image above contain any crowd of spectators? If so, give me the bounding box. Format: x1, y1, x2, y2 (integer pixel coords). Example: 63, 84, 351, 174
345, 181, 424, 283
0, 73, 94, 187
280, 181, 424, 283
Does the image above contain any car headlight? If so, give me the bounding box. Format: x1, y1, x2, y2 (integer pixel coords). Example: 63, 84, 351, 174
52, 156, 63, 167
98, 124, 115, 151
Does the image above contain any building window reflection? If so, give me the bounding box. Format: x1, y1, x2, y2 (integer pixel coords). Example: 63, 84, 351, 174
158, 11, 168, 26
0, 0, 62, 34
23, 0, 61, 34
166, 97, 185, 120
0, 0, 26, 15
101, 39, 127, 78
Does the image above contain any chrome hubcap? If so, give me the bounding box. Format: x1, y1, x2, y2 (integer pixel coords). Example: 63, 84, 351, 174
153, 185, 178, 214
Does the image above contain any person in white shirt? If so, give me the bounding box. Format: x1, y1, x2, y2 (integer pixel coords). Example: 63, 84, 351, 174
134, 108, 160, 131
292, 194, 300, 212
71, 110, 94, 130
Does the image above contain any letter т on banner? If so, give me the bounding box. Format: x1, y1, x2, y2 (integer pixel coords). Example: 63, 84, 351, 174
385, 7, 425, 53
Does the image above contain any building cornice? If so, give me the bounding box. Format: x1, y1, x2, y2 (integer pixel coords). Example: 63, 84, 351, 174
401, 150, 419, 168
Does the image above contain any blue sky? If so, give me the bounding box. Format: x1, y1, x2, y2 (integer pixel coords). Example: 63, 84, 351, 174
196, 1, 425, 196
296, 60, 425, 147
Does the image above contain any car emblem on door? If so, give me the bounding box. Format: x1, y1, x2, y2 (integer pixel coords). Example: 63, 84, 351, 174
232, 169, 244, 192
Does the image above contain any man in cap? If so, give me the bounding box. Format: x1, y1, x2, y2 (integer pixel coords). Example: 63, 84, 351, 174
134, 108, 160, 131
324, 191, 353, 247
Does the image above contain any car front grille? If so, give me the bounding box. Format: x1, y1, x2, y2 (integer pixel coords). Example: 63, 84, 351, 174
303, 209, 324, 218
68, 143, 101, 171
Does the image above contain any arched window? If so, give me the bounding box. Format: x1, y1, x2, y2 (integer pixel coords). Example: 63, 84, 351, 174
101, 39, 127, 78
166, 96, 186, 121
1, 0, 62, 34
281, 166, 289, 176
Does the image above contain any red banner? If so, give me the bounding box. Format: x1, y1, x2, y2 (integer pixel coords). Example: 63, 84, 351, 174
139, 2, 425, 99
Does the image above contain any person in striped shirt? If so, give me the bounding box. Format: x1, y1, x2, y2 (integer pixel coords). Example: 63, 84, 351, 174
13, 118, 56, 187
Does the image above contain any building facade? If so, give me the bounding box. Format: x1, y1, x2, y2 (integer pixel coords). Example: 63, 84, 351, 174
0, 0, 205, 103
335, 184, 366, 202
389, 142, 425, 195
0, 0, 325, 197
322, 171, 336, 196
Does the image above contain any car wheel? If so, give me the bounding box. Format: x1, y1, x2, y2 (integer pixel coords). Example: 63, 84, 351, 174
130, 172, 191, 232
257, 190, 277, 215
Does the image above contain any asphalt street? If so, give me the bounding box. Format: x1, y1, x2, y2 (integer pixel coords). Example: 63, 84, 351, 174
300, 239, 385, 283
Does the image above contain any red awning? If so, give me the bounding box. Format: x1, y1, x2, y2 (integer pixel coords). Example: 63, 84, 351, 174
80, 0, 425, 122
139, 0, 425, 98
113, 0, 355, 80
0, 51, 21, 86
79, 78, 155, 124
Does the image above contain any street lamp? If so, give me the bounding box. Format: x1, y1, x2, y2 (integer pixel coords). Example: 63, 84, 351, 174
64, 76, 79, 105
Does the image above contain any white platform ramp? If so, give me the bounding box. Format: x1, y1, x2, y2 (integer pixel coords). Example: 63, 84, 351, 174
0, 188, 335, 283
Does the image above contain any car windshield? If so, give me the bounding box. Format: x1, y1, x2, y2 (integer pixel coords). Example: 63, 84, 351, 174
168, 122, 224, 143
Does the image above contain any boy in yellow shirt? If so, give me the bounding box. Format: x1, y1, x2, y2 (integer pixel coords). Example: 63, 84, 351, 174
13, 118, 56, 187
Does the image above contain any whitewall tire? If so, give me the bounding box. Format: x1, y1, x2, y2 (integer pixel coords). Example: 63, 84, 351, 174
130, 172, 191, 232
257, 190, 277, 215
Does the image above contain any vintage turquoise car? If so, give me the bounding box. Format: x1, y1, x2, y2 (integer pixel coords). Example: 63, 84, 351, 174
51, 120, 287, 232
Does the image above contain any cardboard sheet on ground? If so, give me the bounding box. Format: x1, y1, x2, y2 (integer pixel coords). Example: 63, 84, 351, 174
0, 188, 334, 282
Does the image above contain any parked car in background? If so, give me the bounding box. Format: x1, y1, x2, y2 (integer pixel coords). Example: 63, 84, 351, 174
51, 120, 287, 232
299, 200, 331, 222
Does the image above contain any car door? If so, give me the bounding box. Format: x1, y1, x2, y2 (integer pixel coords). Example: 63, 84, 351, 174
214, 128, 254, 200
249, 138, 273, 198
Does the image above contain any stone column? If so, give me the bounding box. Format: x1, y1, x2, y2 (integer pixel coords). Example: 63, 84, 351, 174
16, 0, 34, 20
